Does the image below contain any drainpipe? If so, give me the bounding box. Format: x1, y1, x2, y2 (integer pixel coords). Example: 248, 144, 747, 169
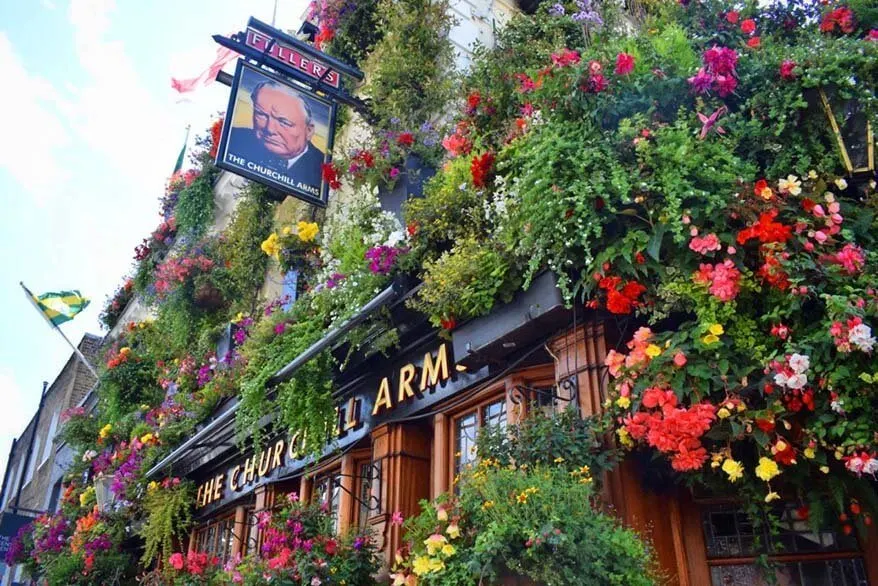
13, 382, 48, 512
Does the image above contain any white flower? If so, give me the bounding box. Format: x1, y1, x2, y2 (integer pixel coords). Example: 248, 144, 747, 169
778, 174, 802, 196
848, 323, 875, 352
82, 449, 97, 462
786, 373, 808, 390
788, 353, 810, 374
865, 458, 878, 476
834, 177, 848, 190
830, 398, 845, 414
773, 372, 789, 387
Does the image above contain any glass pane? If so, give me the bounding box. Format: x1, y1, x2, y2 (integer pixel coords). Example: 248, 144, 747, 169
330, 473, 342, 534
482, 399, 507, 430
711, 559, 868, 586
245, 509, 259, 556
455, 412, 478, 479
702, 506, 758, 558
358, 463, 372, 529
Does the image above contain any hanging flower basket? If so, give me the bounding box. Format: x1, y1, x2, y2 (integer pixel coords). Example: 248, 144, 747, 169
377, 154, 436, 222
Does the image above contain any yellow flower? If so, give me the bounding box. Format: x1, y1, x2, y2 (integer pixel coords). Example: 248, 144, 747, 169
616, 428, 633, 448
834, 178, 848, 190
820, 466, 830, 474
446, 523, 460, 539
645, 344, 662, 358
615, 396, 631, 409
441, 544, 456, 556
764, 490, 781, 503
553, 456, 565, 463
282, 226, 293, 236
427, 558, 445, 573
260, 233, 281, 258
516, 492, 529, 504
297, 221, 319, 242
778, 175, 802, 196
119, 347, 131, 357
804, 447, 816, 459
481, 500, 494, 511
808, 169, 818, 180
755, 457, 780, 482
717, 407, 731, 419
140, 433, 154, 445
702, 334, 720, 345
412, 556, 433, 576
424, 534, 447, 555
721, 458, 744, 483
436, 507, 448, 522
99, 424, 113, 439
709, 324, 724, 336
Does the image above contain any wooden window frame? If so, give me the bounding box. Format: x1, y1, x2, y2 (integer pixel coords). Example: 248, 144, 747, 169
193, 512, 237, 562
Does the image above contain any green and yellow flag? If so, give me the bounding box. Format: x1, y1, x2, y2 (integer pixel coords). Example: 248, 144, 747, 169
21, 283, 90, 327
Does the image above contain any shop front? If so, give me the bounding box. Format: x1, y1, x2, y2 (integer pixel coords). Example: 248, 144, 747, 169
153, 277, 878, 585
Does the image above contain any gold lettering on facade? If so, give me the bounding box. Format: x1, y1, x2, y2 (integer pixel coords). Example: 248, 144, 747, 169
196, 484, 204, 507
398, 363, 416, 403
272, 439, 285, 470
213, 473, 225, 501
258, 450, 271, 477
243, 454, 256, 483
372, 376, 392, 415
230, 465, 242, 491
420, 344, 449, 392
344, 397, 360, 431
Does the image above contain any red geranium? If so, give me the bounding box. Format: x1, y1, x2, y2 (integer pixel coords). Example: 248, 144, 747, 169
321, 163, 342, 190
396, 132, 414, 147
747, 36, 761, 48
470, 152, 495, 188
740, 19, 756, 35
726, 10, 740, 24
614, 52, 635, 75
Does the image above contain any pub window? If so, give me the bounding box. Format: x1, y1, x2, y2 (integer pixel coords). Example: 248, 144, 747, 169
193, 514, 236, 563
355, 460, 380, 530
313, 469, 343, 534
453, 396, 508, 482
701, 502, 869, 585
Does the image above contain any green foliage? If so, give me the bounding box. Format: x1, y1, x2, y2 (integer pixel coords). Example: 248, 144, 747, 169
411, 237, 519, 327
365, 0, 456, 127
477, 406, 618, 483
218, 183, 275, 315
174, 167, 217, 238
326, 0, 384, 66
140, 480, 194, 566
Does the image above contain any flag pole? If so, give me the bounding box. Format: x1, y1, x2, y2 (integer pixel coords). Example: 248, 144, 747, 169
19, 282, 100, 379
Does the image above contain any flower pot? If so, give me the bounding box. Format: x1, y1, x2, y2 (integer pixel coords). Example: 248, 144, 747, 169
193, 281, 226, 311
377, 154, 436, 223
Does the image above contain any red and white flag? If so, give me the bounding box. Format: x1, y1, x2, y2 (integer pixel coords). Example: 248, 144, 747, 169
171, 46, 239, 93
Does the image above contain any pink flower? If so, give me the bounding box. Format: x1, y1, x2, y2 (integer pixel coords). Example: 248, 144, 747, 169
868, 29, 878, 41
673, 352, 687, 367
614, 52, 635, 75
726, 11, 740, 24
689, 233, 722, 255
693, 260, 741, 301
391, 511, 404, 526
780, 60, 797, 80
827, 243, 865, 274
169, 553, 185, 571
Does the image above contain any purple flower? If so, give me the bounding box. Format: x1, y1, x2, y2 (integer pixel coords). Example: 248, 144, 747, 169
274, 322, 287, 336
365, 246, 404, 275
196, 364, 213, 387
84, 533, 113, 554
326, 272, 346, 289
549, 3, 565, 15
687, 68, 714, 94
353, 536, 365, 550
389, 167, 400, 179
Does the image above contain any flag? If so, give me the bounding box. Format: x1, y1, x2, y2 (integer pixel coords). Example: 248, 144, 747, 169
171, 46, 239, 94
173, 125, 191, 174
22, 284, 90, 327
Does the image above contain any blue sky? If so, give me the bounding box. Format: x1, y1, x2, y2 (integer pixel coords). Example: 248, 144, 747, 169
0, 0, 307, 488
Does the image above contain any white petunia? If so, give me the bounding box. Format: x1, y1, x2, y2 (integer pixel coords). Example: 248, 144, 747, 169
848, 323, 875, 352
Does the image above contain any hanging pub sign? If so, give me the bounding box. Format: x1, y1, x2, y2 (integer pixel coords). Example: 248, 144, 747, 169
215, 61, 338, 206
212, 17, 368, 208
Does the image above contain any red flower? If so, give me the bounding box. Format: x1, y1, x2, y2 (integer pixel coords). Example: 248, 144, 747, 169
588, 73, 609, 93
209, 117, 224, 160
746, 36, 761, 48
820, 7, 855, 34
796, 505, 810, 520
606, 288, 633, 314
355, 150, 375, 168
758, 253, 791, 291
801, 197, 816, 213
396, 132, 414, 147
551, 48, 581, 67
169, 553, 185, 571
779, 60, 797, 80
467, 91, 481, 112
440, 317, 457, 330
470, 152, 495, 188
321, 163, 342, 190
726, 10, 740, 24
740, 19, 756, 34
406, 222, 419, 237
736, 210, 793, 245
756, 418, 776, 433
614, 52, 635, 75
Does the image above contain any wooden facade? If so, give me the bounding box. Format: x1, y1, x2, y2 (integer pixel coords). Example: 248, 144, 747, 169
184, 322, 878, 586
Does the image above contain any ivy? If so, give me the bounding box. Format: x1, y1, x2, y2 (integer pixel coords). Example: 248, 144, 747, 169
139, 480, 194, 566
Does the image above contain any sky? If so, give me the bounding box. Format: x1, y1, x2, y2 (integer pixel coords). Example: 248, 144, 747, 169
0, 0, 308, 493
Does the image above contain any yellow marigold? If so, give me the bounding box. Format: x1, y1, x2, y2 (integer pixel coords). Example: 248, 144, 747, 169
297, 221, 319, 242
755, 457, 780, 482
140, 433, 154, 445
721, 458, 744, 483
260, 233, 281, 258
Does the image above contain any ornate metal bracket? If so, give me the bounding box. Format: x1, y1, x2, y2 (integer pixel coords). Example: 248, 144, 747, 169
509, 375, 579, 408
332, 463, 382, 513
